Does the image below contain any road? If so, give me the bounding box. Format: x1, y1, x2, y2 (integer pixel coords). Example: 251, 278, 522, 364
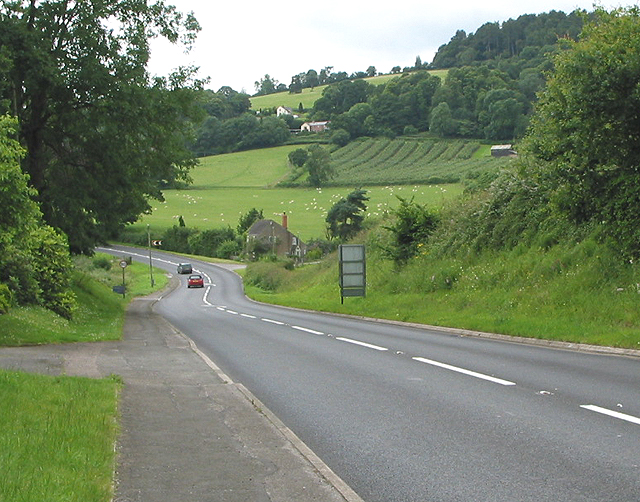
100, 246, 640, 502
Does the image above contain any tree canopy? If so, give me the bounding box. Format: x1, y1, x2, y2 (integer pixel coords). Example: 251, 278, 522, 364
0, 115, 75, 317
0, 0, 203, 253
326, 189, 369, 241
521, 6, 640, 257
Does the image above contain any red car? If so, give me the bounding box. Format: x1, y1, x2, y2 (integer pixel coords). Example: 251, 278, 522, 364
187, 274, 204, 288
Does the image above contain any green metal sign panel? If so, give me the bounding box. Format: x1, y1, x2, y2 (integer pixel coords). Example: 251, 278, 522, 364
339, 244, 366, 302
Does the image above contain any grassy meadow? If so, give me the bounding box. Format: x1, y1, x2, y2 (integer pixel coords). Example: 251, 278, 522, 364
249, 70, 448, 111
136, 142, 468, 242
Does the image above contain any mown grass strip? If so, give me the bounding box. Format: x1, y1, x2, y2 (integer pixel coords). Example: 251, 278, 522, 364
0, 370, 120, 502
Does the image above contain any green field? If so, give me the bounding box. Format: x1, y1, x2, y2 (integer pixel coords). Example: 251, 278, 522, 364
249, 70, 448, 111
132, 139, 484, 240
330, 137, 510, 185
142, 184, 461, 242
132, 136, 512, 241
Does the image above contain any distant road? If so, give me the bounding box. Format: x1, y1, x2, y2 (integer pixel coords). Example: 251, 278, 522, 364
101, 245, 640, 502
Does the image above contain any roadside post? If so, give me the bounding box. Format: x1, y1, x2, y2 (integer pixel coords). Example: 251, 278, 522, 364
147, 224, 154, 287
117, 259, 127, 298
338, 244, 366, 304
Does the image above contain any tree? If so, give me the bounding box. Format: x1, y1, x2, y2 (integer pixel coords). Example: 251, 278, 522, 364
522, 6, 640, 256
237, 208, 264, 235
429, 102, 456, 137
255, 74, 279, 95
288, 148, 308, 168
382, 196, 439, 265
326, 189, 369, 241
0, 115, 75, 317
304, 145, 334, 188
0, 1, 203, 254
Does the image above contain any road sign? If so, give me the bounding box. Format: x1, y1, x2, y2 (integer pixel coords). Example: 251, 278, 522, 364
119, 260, 128, 269
339, 244, 366, 303
152, 240, 162, 246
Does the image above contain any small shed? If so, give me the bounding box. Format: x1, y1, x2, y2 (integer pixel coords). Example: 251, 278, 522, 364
491, 144, 518, 157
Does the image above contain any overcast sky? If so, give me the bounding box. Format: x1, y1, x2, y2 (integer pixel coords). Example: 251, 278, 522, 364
148, 1, 615, 94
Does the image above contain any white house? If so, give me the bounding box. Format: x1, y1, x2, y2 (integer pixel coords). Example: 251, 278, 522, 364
301, 121, 330, 133
276, 106, 298, 118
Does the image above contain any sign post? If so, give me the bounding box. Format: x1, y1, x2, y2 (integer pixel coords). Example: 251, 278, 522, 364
118, 259, 127, 298
338, 244, 366, 304
147, 224, 154, 287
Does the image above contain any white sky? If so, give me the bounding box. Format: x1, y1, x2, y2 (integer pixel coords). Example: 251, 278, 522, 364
148, 1, 619, 94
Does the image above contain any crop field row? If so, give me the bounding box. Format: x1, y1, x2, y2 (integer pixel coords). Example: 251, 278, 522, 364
330, 138, 512, 185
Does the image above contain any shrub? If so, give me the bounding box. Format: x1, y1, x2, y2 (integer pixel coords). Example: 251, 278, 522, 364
92, 256, 112, 270
382, 196, 439, 265
0, 283, 12, 314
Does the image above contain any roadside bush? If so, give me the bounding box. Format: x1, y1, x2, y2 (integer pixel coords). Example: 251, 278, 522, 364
92, 256, 112, 270
217, 239, 241, 259
382, 196, 439, 265
244, 261, 292, 291
161, 225, 196, 254
189, 227, 237, 257
0, 283, 12, 314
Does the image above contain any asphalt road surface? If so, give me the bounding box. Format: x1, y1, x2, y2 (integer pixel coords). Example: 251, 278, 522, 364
100, 246, 640, 502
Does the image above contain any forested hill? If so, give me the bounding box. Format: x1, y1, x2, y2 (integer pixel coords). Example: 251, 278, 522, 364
430, 10, 584, 69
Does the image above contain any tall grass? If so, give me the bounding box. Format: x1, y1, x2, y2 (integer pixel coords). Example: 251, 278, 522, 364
0, 254, 167, 346
243, 233, 640, 349
0, 370, 120, 502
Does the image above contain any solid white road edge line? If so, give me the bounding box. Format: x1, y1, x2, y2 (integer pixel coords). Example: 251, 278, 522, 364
413, 356, 516, 386
580, 405, 640, 426
336, 337, 388, 351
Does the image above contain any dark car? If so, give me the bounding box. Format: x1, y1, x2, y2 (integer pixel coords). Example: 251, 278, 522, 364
187, 274, 204, 288
177, 263, 192, 274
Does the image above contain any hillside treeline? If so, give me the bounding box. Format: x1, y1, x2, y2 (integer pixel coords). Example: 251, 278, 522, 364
311, 10, 586, 143
193, 9, 588, 156
430, 10, 584, 69
387, 7, 640, 262
192, 87, 290, 156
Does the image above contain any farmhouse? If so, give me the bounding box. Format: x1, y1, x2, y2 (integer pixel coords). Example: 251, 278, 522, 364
277, 106, 298, 118
301, 120, 330, 133
246, 213, 307, 260
491, 144, 518, 157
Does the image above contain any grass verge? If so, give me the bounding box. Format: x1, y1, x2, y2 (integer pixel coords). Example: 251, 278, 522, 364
243, 238, 640, 349
0, 254, 167, 346
0, 254, 168, 502
0, 370, 120, 502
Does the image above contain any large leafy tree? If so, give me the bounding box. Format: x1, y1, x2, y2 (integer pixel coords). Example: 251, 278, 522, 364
0, 0, 203, 253
0, 115, 75, 318
522, 6, 640, 256
304, 145, 334, 188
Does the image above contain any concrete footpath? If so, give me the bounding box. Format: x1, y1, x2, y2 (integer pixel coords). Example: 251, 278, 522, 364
0, 286, 364, 502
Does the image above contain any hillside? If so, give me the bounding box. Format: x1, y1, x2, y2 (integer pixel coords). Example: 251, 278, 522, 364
249, 71, 448, 113
130, 141, 470, 242
329, 137, 511, 185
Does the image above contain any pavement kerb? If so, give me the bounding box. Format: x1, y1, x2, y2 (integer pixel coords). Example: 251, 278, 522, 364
156, 272, 366, 502
183, 334, 365, 502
